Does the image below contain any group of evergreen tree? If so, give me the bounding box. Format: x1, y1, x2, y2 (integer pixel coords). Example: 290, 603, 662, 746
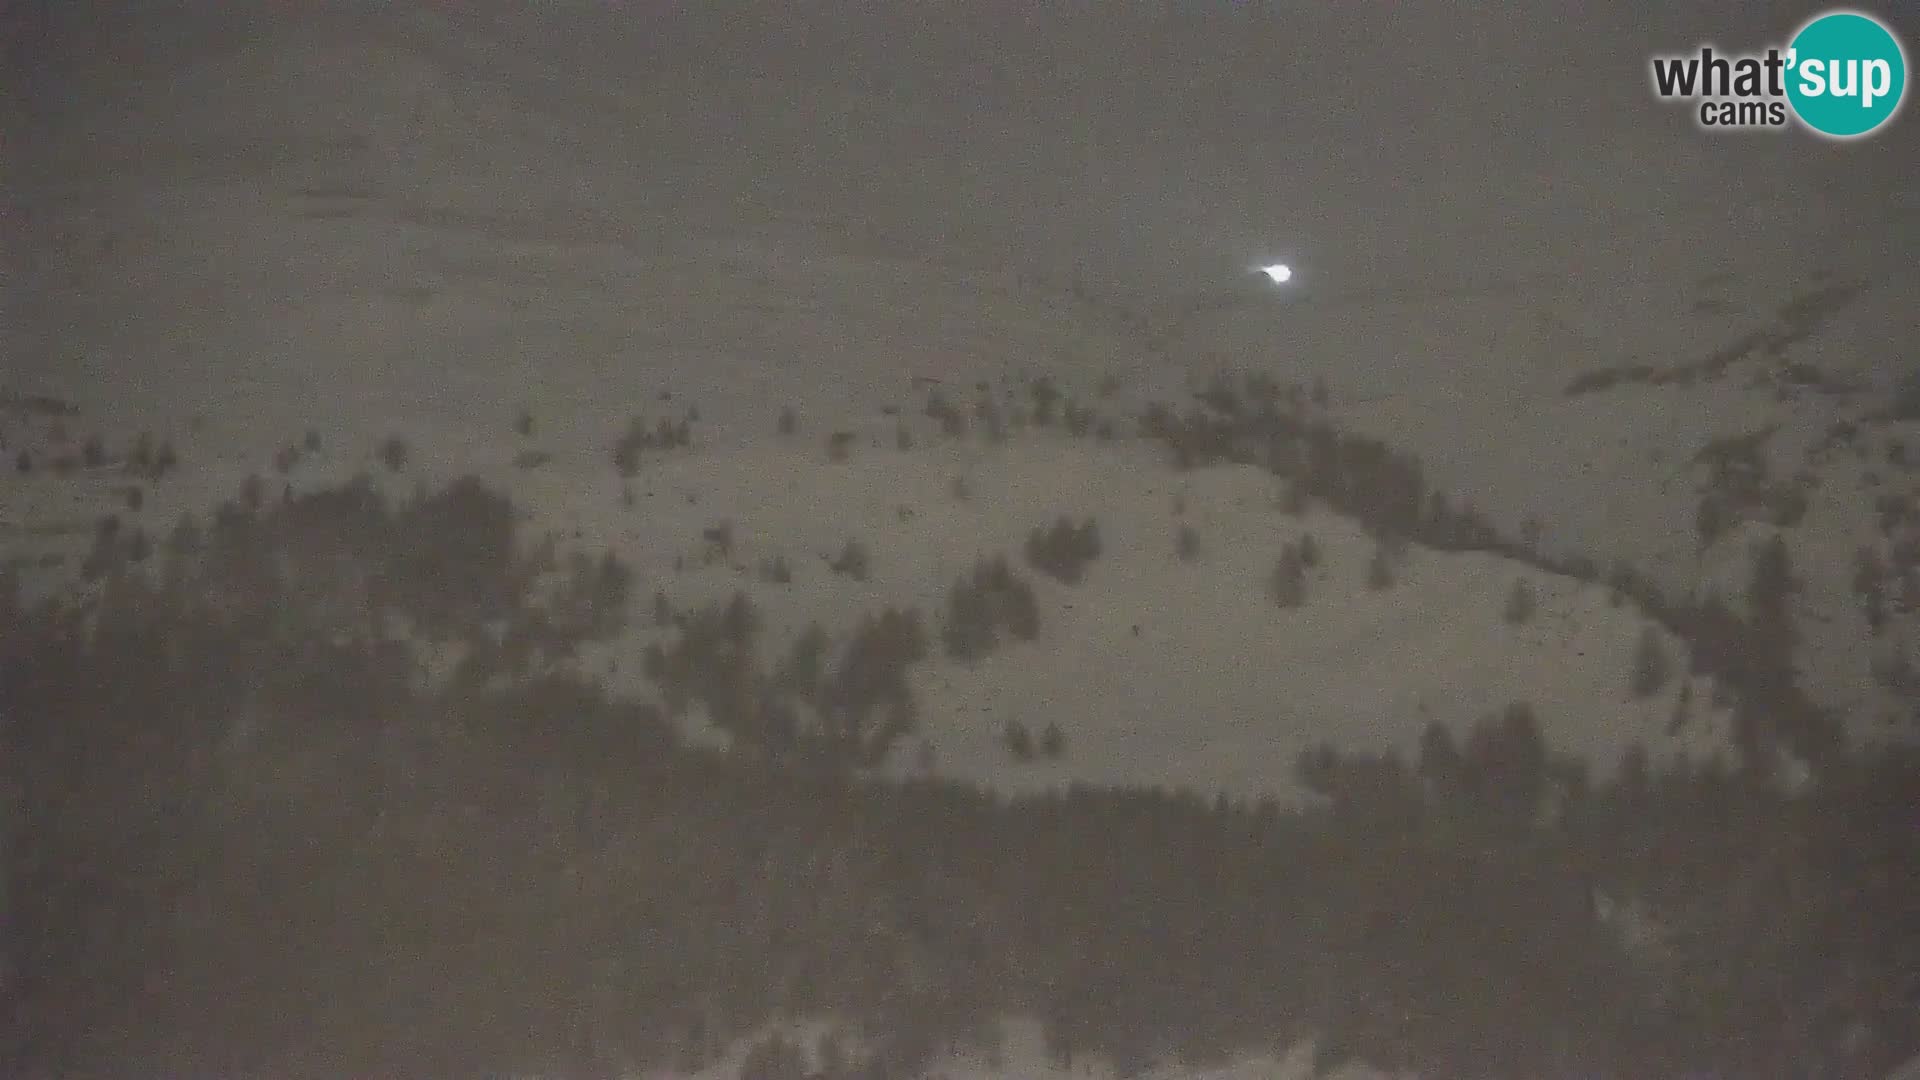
1002, 719, 1066, 762
1271, 542, 1308, 608
943, 555, 1041, 662
643, 592, 927, 771
917, 379, 1110, 446
1139, 379, 1839, 779
6, 477, 1915, 1080
613, 413, 694, 476
1024, 516, 1101, 585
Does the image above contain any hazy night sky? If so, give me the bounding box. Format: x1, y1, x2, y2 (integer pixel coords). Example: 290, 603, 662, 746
6, 3, 1914, 324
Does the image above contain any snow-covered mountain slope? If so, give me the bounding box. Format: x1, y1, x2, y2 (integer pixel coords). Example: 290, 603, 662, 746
0, 397, 1732, 802
7, 7, 1920, 1079
1180, 263, 1920, 740
5, 1, 1910, 774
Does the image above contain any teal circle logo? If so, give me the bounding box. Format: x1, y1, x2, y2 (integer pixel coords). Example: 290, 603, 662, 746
1786, 10, 1907, 138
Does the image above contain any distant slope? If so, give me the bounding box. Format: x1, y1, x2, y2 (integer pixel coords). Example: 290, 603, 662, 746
1, 390, 1732, 802
1174, 259, 1920, 746
5, 0, 1912, 770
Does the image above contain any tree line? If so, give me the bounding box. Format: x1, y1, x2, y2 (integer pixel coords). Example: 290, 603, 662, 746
4, 475, 1915, 1079
1140, 374, 1836, 781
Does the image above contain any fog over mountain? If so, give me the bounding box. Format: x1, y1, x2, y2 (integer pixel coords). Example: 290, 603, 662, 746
4, 3, 1918, 1078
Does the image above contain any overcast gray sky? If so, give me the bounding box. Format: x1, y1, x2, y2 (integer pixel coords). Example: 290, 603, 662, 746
5, 2, 1915, 326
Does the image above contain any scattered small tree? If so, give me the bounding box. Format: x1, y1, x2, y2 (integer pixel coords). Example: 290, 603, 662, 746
1064, 399, 1094, 437
613, 437, 640, 478
514, 408, 534, 438
1271, 545, 1307, 608
1747, 532, 1796, 623
1297, 532, 1321, 568
1030, 376, 1060, 427
830, 539, 870, 581
943, 555, 1040, 661
612, 415, 686, 476
1026, 516, 1101, 584
1198, 371, 1241, 415
378, 434, 409, 473
1365, 545, 1395, 591
1630, 625, 1673, 699
1004, 719, 1035, 762
926, 388, 965, 438
1039, 721, 1066, 760
1418, 720, 1464, 801
1667, 681, 1693, 734
1176, 524, 1202, 563
1519, 516, 1544, 551
701, 520, 734, 565
976, 397, 1007, 443
827, 431, 855, 463
1463, 701, 1549, 824
777, 406, 798, 437
1890, 369, 1920, 420
1854, 545, 1888, 633
1503, 579, 1538, 625
80, 515, 122, 580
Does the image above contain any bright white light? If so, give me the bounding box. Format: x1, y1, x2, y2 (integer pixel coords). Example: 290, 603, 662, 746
1258, 263, 1293, 284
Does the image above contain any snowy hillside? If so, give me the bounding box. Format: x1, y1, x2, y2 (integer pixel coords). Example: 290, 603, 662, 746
7, 3, 1915, 759
1183, 263, 1920, 737
0, 392, 1733, 803
6, 3, 1919, 1078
